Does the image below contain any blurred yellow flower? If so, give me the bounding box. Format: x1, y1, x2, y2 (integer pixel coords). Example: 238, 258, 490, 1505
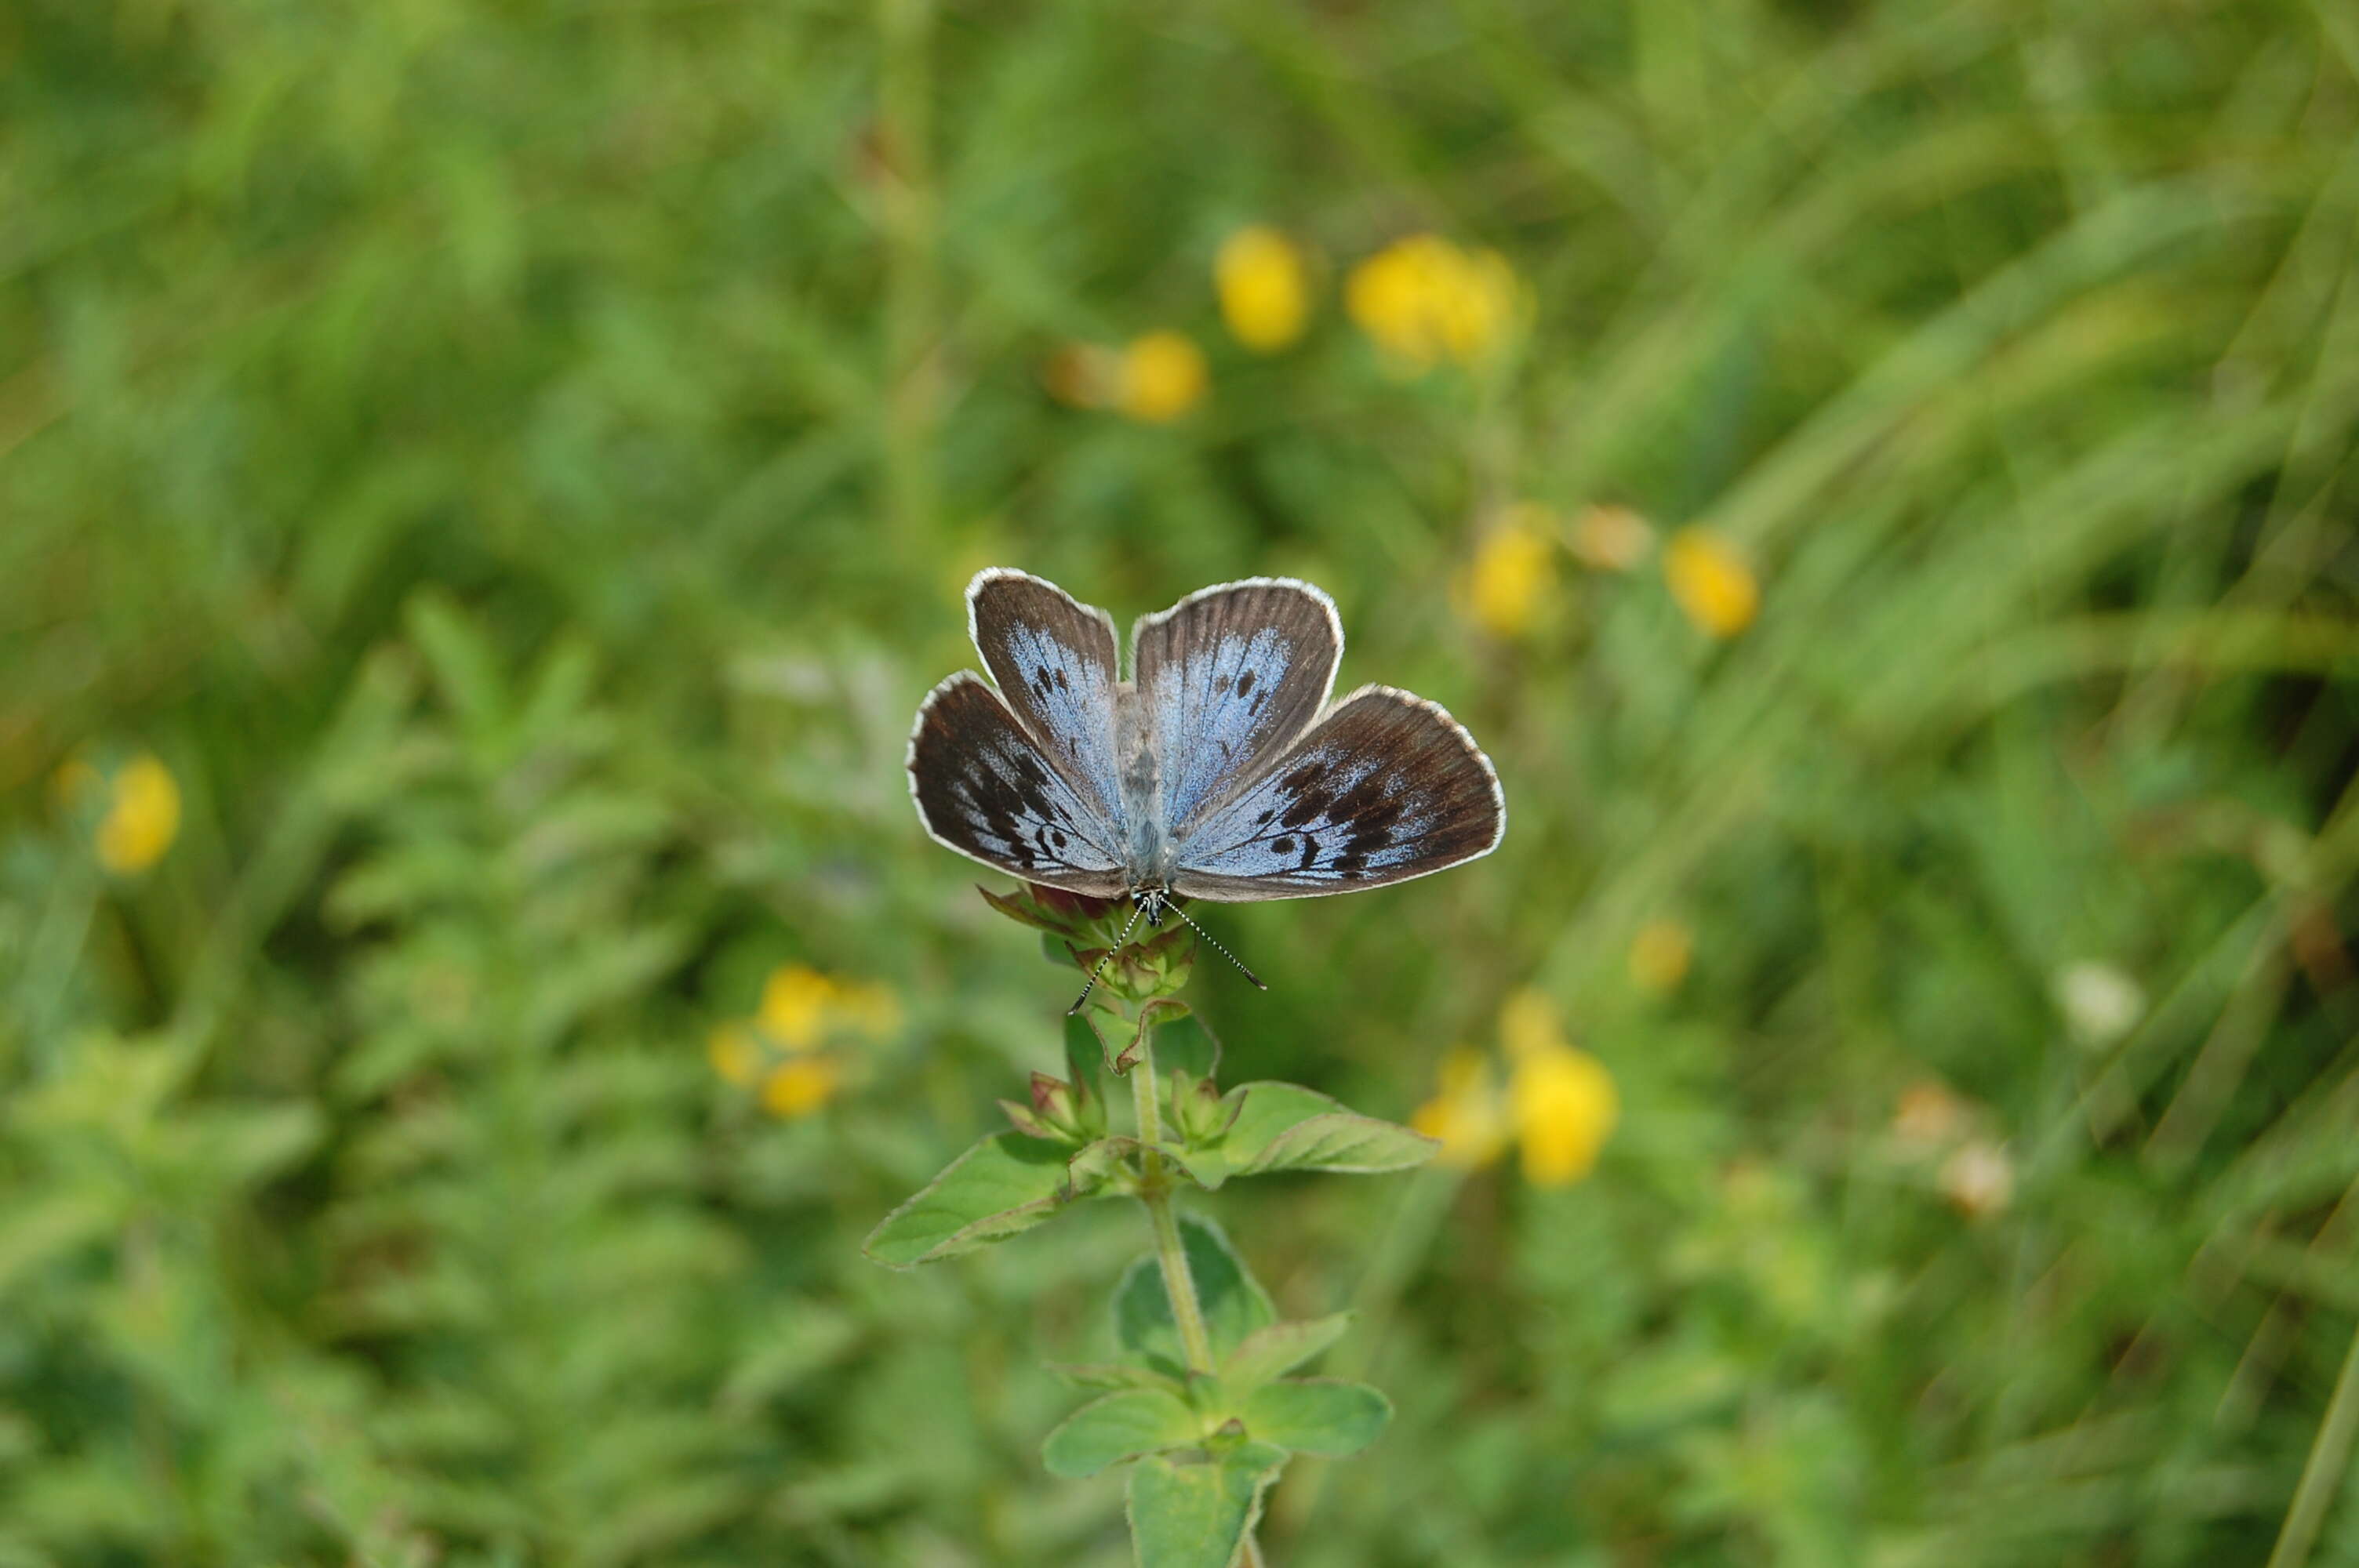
759, 965, 834, 1051
1345, 234, 1524, 373
1414, 989, 1619, 1186
713, 963, 901, 1118
1512, 1041, 1619, 1186
1457, 505, 1558, 639
1496, 985, 1561, 1062
1410, 1047, 1510, 1170
1116, 331, 1209, 423
1627, 919, 1693, 994
55, 752, 182, 875
761, 1057, 842, 1119
1215, 226, 1313, 352
1569, 503, 1656, 572
1663, 528, 1759, 638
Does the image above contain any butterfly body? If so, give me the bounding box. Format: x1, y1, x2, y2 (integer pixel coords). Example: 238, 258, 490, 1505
1111, 682, 1174, 887
909, 569, 1504, 909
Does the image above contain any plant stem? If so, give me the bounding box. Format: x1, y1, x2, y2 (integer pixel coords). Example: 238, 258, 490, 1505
1129, 1023, 1219, 1374
1130, 1017, 1265, 1563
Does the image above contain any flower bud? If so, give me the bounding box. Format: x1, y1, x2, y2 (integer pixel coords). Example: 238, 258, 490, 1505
1036, 1069, 1105, 1139
1001, 1070, 1102, 1146
1099, 918, 1197, 1006
1166, 1069, 1236, 1146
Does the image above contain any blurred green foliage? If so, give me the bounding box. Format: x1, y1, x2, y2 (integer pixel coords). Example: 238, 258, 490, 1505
5, 0, 2359, 1563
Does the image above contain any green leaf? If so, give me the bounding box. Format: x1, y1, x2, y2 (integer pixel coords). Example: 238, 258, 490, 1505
1155, 1011, 1222, 1080
1238, 1379, 1390, 1458
1048, 1362, 1186, 1393
404, 590, 508, 742
1064, 1010, 1110, 1105
1184, 1083, 1437, 1187
863, 1133, 1113, 1268
1114, 1214, 1276, 1376
1220, 1314, 1353, 1393
1125, 1442, 1286, 1568
1248, 1112, 1437, 1175
1041, 1388, 1202, 1478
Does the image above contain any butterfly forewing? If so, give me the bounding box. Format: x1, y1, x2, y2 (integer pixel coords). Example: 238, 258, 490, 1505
1170, 685, 1504, 901
907, 673, 1129, 897
1132, 578, 1341, 835
967, 569, 1125, 824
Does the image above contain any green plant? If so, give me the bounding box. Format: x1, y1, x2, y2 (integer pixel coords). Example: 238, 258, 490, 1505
866, 884, 1434, 1567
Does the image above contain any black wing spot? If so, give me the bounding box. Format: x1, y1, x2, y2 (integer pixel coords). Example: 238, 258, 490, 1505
1236, 668, 1256, 697
1253, 808, 1276, 826
1296, 833, 1319, 869
1270, 835, 1295, 855
1032, 664, 1054, 699
1213, 673, 1234, 696
1281, 788, 1329, 829
1053, 666, 1070, 691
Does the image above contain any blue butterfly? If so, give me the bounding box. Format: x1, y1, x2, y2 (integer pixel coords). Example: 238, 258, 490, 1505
908, 571, 1505, 993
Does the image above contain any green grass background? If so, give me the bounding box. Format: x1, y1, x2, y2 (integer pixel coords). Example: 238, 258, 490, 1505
5, 0, 2359, 1562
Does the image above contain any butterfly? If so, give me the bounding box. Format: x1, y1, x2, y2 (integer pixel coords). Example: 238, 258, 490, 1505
907, 570, 1505, 999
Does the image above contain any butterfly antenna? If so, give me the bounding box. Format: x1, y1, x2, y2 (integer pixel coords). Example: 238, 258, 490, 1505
1067, 898, 1150, 1015
1162, 900, 1267, 992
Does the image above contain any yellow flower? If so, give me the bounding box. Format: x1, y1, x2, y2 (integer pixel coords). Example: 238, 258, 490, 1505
1496, 986, 1563, 1062
1569, 503, 1656, 572
1414, 989, 1619, 1185
1215, 226, 1313, 352
761, 1056, 841, 1119
1627, 919, 1693, 994
759, 964, 837, 1051
1345, 234, 1524, 373
1410, 1047, 1510, 1171
1457, 505, 1558, 639
1511, 1041, 1619, 1187
1116, 331, 1209, 423
714, 964, 901, 1116
1663, 528, 1760, 638
57, 753, 183, 875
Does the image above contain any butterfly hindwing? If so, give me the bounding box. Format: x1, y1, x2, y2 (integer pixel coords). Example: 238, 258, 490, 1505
967, 568, 1126, 824
907, 672, 1129, 897
1132, 578, 1342, 835
1170, 685, 1504, 901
